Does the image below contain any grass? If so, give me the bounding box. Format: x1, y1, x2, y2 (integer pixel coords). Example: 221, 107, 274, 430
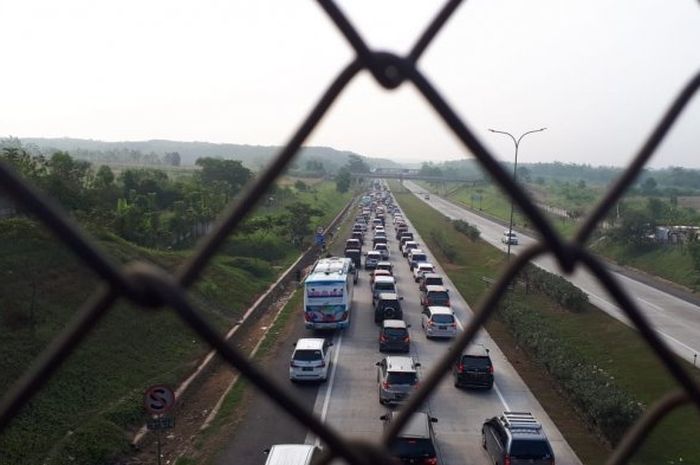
0, 182, 351, 465
390, 181, 700, 465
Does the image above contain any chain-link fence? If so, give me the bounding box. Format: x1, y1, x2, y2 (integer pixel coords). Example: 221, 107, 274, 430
1, 1, 699, 464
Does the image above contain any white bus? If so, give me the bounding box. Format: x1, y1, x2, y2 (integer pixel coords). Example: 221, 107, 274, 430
303, 257, 355, 329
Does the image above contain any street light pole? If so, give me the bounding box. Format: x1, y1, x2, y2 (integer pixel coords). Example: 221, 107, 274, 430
488, 127, 547, 259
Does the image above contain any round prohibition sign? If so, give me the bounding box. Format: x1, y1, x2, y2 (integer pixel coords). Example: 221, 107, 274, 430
144, 384, 175, 415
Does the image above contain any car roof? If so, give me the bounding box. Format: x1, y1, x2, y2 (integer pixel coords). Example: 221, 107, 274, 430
382, 319, 407, 329
367, 251, 381, 256
378, 292, 399, 300
422, 273, 442, 280
416, 262, 434, 268
266, 444, 317, 465
385, 356, 417, 372
425, 285, 448, 292
409, 249, 426, 255
295, 338, 325, 351
374, 276, 396, 284
377, 261, 392, 266
463, 345, 491, 358
427, 306, 453, 315
388, 411, 432, 439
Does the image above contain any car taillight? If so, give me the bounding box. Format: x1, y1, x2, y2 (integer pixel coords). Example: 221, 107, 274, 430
403, 336, 410, 343
424, 458, 437, 465
380, 334, 387, 342
489, 365, 494, 374
449, 323, 457, 328
319, 360, 326, 367
427, 320, 435, 327
290, 361, 299, 367
382, 381, 391, 389
504, 455, 511, 465
458, 363, 464, 372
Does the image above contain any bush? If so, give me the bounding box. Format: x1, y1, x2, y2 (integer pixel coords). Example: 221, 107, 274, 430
500, 300, 643, 445
429, 229, 457, 262
227, 256, 273, 279
522, 264, 589, 312
453, 219, 480, 241
223, 234, 291, 262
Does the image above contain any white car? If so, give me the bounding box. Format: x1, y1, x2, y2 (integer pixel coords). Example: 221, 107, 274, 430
501, 230, 518, 245
401, 240, 419, 257
289, 338, 333, 382
412, 262, 436, 282
374, 243, 390, 260
421, 306, 458, 339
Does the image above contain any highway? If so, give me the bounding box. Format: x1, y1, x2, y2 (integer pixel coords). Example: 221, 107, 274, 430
403, 180, 700, 367
215, 188, 581, 465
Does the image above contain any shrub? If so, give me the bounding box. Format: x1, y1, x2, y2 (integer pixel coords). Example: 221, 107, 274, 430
227, 256, 274, 279
522, 264, 589, 312
429, 229, 456, 262
453, 219, 480, 240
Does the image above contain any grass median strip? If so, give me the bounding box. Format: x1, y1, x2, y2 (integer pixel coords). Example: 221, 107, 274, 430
390, 180, 700, 465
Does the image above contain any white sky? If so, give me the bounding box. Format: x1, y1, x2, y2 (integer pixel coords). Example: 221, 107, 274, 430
1, 1, 699, 167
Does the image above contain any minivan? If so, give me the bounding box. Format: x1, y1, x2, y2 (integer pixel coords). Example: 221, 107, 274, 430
376, 356, 420, 405
264, 444, 321, 465
482, 412, 554, 465
289, 338, 333, 382
379, 319, 410, 352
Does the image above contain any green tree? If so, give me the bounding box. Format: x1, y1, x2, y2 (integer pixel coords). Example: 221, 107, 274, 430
335, 167, 351, 193
283, 202, 323, 245
346, 154, 370, 173
641, 177, 657, 195
195, 157, 252, 195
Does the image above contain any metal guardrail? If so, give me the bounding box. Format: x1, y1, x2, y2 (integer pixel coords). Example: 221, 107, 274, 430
1, 1, 699, 465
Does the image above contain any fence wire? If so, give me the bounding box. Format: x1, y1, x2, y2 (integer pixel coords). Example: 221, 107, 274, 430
1, 1, 700, 464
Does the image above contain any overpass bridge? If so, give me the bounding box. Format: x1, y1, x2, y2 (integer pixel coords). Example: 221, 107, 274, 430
350, 171, 483, 185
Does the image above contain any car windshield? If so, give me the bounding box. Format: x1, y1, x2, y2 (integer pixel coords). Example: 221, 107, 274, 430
510, 440, 552, 459
461, 355, 491, 368
412, 254, 427, 262
431, 314, 454, 324
390, 438, 436, 458
425, 278, 443, 286
386, 372, 417, 385
293, 349, 322, 361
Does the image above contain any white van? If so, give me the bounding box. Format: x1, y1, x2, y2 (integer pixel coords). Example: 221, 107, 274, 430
289, 338, 333, 382
264, 444, 321, 465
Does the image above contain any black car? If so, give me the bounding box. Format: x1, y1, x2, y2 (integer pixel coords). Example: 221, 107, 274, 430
380, 411, 438, 465
482, 412, 554, 465
379, 319, 410, 352
374, 292, 403, 323
453, 346, 493, 389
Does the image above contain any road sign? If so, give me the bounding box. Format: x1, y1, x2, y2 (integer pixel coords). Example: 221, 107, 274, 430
144, 384, 175, 415
147, 416, 175, 431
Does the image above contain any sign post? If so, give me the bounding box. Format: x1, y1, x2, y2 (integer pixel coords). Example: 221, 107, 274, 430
144, 385, 176, 465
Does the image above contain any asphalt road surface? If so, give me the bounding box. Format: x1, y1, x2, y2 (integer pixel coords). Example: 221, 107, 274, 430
215, 188, 582, 465
404, 180, 700, 367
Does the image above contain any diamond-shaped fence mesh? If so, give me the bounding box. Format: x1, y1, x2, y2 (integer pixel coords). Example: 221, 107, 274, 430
1, 2, 700, 465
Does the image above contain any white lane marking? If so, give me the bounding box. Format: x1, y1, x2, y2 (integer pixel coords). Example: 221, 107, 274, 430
454, 318, 511, 411
305, 332, 343, 446
408, 183, 700, 364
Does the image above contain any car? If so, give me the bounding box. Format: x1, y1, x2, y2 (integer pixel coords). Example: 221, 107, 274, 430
418, 273, 444, 292
372, 236, 388, 248
374, 243, 390, 260
402, 241, 419, 257
376, 355, 420, 405
396, 225, 409, 240
408, 251, 428, 270
365, 251, 382, 270
370, 269, 392, 286
373, 218, 384, 229
424, 193, 430, 200
376, 261, 393, 275
421, 306, 457, 339
453, 345, 494, 389
413, 262, 436, 282
420, 285, 451, 309
379, 319, 410, 352
263, 444, 322, 465
345, 238, 361, 252
374, 293, 404, 324
351, 230, 364, 245
501, 230, 519, 245
289, 338, 333, 382
482, 412, 555, 465
372, 275, 397, 302
343, 249, 360, 284
380, 411, 438, 465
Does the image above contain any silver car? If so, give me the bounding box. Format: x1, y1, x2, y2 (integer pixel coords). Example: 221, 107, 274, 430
376, 356, 420, 405
421, 306, 458, 339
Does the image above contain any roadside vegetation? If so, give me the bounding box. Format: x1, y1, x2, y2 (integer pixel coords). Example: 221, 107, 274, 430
0, 144, 351, 465
391, 180, 700, 465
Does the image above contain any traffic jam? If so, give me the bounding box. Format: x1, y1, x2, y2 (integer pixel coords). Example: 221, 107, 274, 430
272, 182, 556, 465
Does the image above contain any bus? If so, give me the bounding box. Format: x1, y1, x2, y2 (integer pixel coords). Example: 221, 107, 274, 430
303, 257, 355, 329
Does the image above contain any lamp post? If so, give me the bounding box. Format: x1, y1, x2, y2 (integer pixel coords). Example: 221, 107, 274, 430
488, 127, 547, 259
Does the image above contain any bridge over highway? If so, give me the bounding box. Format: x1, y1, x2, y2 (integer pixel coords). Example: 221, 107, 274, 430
350, 171, 483, 184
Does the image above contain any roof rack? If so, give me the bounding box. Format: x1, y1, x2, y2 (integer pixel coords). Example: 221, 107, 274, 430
502, 412, 542, 431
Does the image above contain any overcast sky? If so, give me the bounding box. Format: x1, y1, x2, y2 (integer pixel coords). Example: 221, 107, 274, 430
1, 1, 699, 167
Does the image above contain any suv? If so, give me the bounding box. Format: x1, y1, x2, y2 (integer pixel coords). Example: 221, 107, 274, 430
374, 292, 403, 323
376, 355, 420, 405
351, 230, 364, 245
380, 411, 438, 465
408, 251, 428, 270
289, 338, 333, 382
374, 243, 390, 260
376, 261, 393, 275
418, 273, 444, 292
420, 285, 451, 309
263, 444, 321, 465
413, 262, 435, 282
453, 345, 494, 389
402, 241, 419, 257
421, 306, 457, 339
379, 319, 410, 352
345, 238, 361, 252
482, 412, 554, 465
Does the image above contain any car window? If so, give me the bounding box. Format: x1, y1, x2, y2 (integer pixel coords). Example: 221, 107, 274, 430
510, 440, 553, 459
293, 349, 322, 361
384, 328, 407, 337
461, 355, 491, 368
412, 254, 427, 262
426, 278, 443, 286
387, 372, 417, 385
390, 438, 436, 458
428, 292, 449, 304
431, 314, 454, 324
376, 283, 396, 292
